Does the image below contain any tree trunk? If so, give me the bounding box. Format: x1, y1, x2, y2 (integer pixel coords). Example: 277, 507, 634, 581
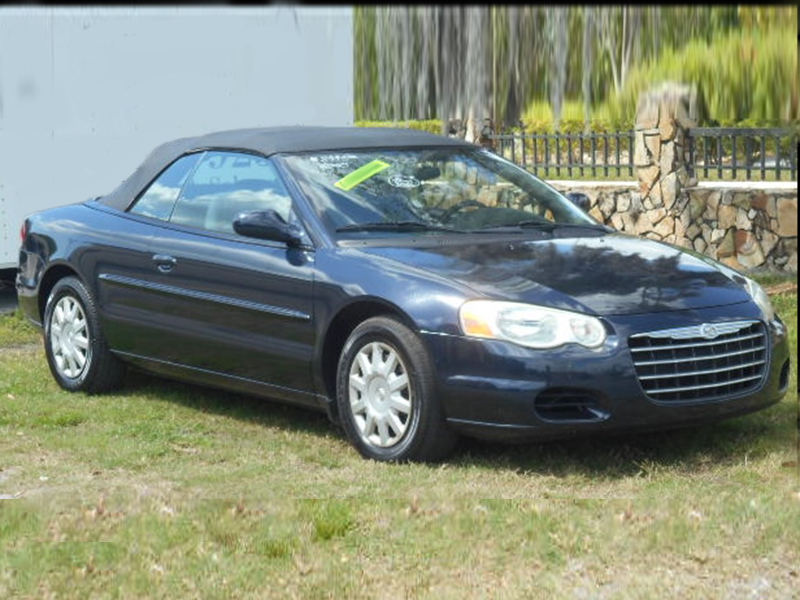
582, 7, 594, 131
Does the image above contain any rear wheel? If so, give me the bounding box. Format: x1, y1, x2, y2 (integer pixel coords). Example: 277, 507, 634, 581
43, 276, 126, 393
336, 316, 457, 462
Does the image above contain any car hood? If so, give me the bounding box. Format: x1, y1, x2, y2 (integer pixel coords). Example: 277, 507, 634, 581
353, 233, 752, 316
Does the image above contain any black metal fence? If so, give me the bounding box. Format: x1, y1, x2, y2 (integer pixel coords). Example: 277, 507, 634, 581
686, 127, 798, 181
489, 130, 636, 179
488, 127, 798, 181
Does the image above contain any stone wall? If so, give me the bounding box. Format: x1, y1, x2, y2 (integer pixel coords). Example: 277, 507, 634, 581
549, 83, 796, 274
549, 181, 798, 274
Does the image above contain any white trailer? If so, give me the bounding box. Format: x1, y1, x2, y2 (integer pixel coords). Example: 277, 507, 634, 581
0, 6, 353, 268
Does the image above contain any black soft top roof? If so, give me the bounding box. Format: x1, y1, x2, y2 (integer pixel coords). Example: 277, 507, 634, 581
98, 126, 474, 211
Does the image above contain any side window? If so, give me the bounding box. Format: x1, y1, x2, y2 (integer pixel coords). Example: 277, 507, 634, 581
171, 151, 293, 235
128, 154, 201, 220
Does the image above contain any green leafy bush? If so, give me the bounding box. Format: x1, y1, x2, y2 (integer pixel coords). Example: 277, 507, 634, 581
605, 28, 798, 126
355, 119, 442, 134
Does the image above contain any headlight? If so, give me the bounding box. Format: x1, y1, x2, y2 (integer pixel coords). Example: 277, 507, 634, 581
459, 300, 607, 349
743, 277, 775, 322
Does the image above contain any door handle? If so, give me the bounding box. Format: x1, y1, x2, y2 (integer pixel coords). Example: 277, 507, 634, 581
152, 254, 177, 273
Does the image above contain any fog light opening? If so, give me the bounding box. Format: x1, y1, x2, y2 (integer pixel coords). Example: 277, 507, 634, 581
534, 388, 608, 423
779, 359, 791, 392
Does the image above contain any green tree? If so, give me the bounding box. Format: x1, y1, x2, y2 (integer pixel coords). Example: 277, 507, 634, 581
354, 6, 794, 130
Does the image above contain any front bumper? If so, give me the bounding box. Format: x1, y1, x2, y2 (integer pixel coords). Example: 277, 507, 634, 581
422, 302, 790, 442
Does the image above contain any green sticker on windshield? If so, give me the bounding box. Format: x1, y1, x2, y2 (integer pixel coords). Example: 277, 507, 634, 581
334, 159, 390, 191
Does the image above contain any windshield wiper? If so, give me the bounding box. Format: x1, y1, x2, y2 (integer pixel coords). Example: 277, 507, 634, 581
475, 220, 610, 233
336, 221, 465, 233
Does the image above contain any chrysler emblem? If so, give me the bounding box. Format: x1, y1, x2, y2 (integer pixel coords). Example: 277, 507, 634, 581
700, 323, 720, 339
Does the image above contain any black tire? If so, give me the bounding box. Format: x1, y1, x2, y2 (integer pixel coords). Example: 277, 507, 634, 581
336, 316, 457, 462
43, 276, 126, 394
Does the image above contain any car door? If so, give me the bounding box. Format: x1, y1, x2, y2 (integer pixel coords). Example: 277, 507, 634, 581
95, 152, 203, 356
127, 150, 317, 406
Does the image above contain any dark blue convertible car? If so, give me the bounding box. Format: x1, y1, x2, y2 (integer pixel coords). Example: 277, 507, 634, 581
16, 127, 790, 461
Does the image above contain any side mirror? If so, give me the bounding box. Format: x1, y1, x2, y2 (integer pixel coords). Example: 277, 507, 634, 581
233, 210, 304, 246
565, 191, 590, 211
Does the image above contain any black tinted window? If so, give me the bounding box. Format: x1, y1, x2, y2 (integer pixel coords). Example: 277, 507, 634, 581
128, 154, 201, 220
171, 151, 293, 234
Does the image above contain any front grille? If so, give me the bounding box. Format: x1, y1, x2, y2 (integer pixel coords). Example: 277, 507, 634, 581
629, 320, 767, 403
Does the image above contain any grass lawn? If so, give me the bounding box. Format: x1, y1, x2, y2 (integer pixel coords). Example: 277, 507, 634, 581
0, 276, 797, 599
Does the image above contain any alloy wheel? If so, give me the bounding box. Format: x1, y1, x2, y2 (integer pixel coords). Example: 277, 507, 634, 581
347, 341, 413, 448
49, 295, 90, 380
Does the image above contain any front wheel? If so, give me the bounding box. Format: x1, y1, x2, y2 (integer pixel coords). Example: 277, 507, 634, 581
43, 276, 126, 394
336, 316, 457, 462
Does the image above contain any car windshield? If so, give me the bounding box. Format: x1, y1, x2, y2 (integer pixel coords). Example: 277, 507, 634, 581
279, 147, 599, 238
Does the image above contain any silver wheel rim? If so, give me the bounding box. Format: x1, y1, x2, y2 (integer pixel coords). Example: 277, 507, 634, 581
50, 295, 90, 380
348, 341, 412, 448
